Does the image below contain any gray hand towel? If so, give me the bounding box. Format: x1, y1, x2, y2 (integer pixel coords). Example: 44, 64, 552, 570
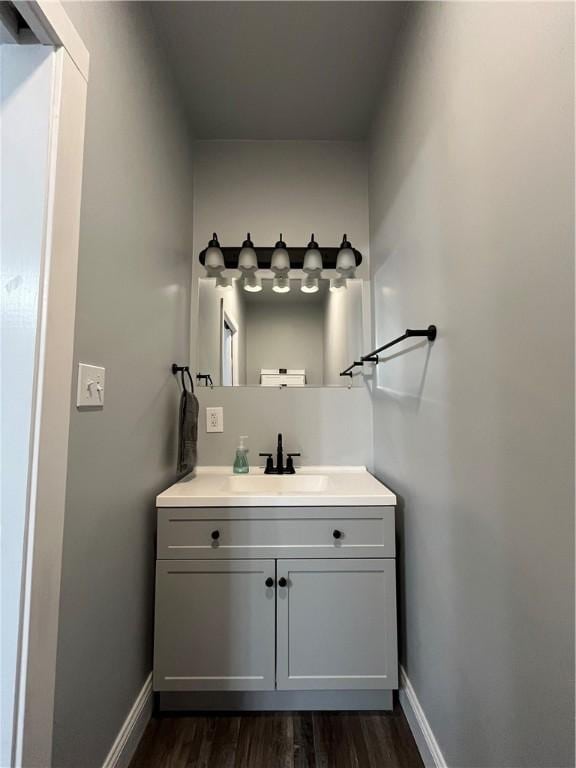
177, 379, 199, 476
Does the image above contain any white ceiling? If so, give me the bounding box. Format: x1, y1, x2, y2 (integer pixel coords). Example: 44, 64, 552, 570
149, 2, 405, 140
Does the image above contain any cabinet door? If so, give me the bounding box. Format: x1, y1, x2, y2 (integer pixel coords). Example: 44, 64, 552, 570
154, 559, 275, 691
276, 559, 397, 690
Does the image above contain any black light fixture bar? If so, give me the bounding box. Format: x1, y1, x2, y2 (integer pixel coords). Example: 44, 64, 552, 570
340, 325, 437, 377
199, 245, 362, 270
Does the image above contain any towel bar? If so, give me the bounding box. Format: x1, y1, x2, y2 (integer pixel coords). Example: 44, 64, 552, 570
340, 325, 437, 377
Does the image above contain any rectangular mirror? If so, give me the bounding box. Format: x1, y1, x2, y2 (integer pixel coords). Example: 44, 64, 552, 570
195, 277, 365, 387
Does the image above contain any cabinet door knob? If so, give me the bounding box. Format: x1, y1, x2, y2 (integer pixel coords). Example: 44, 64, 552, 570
265, 577, 274, 588
278, 577, 288, 588
211, 530, 220, 541
332, 529, 342, 539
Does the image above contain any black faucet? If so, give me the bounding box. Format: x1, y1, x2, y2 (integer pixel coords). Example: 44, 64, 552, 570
259, 433, 300, 474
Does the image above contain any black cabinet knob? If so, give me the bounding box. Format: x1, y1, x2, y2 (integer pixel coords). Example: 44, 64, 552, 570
211, 530, 220, 541
332, 529, 342, 539
278, 577, 288, 588
265, 577, 274, 588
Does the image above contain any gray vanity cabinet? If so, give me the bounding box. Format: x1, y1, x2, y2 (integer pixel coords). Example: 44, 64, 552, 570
276, 559, 398, 691
154, 559, 276, 691
154, 505, 397, 697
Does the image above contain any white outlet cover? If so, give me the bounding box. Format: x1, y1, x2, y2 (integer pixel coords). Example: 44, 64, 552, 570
77, 363, 105, 408
206, 406, 223, 433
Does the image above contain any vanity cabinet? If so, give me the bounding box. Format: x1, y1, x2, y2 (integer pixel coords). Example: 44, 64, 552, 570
276, 559, 397, 691
154, 559, 276, 691
153, 506, 398, 696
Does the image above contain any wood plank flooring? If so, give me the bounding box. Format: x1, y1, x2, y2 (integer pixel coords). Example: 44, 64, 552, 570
129, 706, 424, 768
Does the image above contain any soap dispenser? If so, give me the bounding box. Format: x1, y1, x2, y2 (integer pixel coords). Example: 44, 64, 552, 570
233, 435, 249, 474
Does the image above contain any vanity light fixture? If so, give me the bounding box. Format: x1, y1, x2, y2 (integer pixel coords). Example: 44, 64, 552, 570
237, 232, 258, 272
336, 234, 356, 278
270, 234, 290, 274
301, 234, 322, 293
302, 234, 323, 274
301, 276, 319, 294
242, 273, 263, 292
204, 233, 225, 277
272, 276, 291, 294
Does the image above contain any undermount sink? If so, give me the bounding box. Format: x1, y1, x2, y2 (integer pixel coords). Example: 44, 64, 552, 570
225, 474, 328, 494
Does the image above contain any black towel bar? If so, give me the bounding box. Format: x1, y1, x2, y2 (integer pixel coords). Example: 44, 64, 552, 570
340, 325, 437, 377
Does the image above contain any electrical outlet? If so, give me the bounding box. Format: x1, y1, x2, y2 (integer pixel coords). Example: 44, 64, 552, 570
206, 406, 223, 433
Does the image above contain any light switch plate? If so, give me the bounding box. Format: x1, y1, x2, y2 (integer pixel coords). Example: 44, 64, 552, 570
77, 363, 105, 408
206, 406, 223, 433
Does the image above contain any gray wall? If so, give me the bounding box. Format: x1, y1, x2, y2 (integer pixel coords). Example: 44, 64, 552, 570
53, 4, 194, 767
369, 3, 574, 767
323, 279, 365, 386
196, 386, 373, 468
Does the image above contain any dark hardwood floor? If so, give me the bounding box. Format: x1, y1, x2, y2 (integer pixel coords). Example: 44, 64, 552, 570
129, 705, 424, 768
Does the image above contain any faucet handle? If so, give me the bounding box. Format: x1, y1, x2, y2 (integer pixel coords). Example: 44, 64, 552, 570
259, 453, 274, 474
286, 453, 300, 474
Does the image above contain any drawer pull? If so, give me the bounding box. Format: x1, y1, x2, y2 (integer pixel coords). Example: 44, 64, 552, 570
332, 529, 343, 539
211, 530, 220, 541
278, 577, 288, 588
265, 577, 274, 588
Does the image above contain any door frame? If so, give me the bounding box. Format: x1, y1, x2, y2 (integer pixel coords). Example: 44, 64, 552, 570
220, 302, 239, 386
6, 4, 89, 766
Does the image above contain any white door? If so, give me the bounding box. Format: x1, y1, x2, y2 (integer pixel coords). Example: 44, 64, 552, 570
276, 559, 398, 690
0, 40, 56, 768
0, 8, 88, 764
154, 559, 276, 691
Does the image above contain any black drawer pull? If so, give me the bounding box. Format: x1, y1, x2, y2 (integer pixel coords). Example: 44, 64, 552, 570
265, 577, 274, 588
332, 529, 342, 539
211, 530, 220, 541
278, 577, 288, 588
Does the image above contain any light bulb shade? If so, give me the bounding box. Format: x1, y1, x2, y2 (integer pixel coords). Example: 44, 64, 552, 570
336, 234, 356, 276
301, 276, 319, 294
242, 273, 262, 292
330, 276, 347, 292
273, 276, 291, 293
271, 234, 290, 274
238, 233, 258, 272
303, 235, 323, 274
204, 232, 225, 276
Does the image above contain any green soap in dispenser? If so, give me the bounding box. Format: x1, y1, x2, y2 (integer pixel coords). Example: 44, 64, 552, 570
233, 435, 249, 474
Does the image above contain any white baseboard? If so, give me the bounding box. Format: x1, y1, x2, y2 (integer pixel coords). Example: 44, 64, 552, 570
399, 666, 447, 768
102, 672, 153, 768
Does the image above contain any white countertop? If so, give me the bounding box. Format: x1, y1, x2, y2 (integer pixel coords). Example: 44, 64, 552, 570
156, 466, 396, 507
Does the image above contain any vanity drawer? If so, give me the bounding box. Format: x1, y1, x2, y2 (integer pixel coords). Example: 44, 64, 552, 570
157, 507, 395, 559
